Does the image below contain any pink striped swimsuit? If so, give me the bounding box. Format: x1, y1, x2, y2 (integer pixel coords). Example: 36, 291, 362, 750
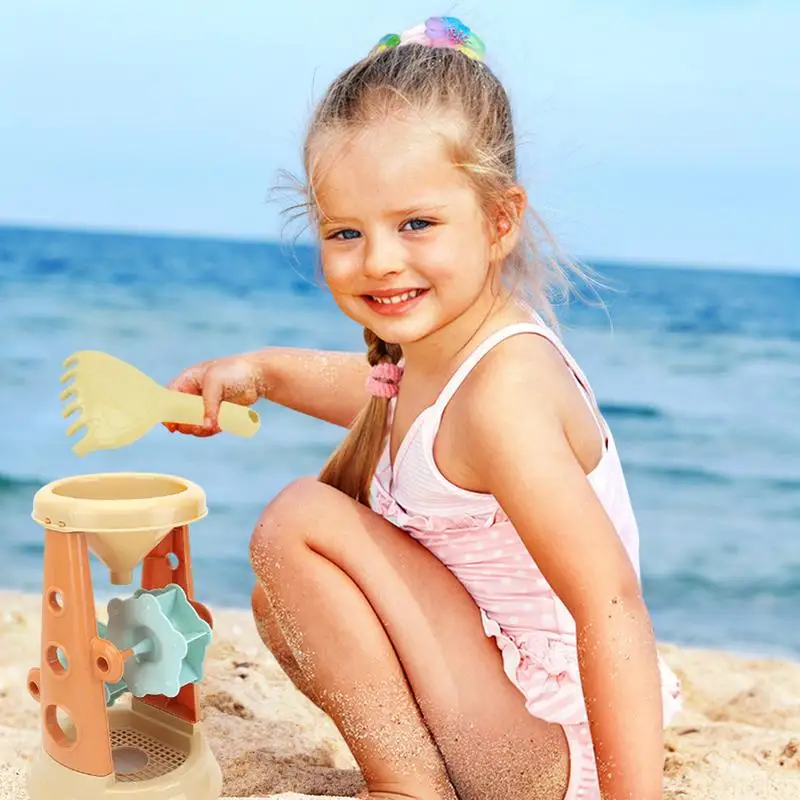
370, 320, 682, 800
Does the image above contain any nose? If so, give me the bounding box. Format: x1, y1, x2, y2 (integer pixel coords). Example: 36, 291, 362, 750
362, 229, 402, 280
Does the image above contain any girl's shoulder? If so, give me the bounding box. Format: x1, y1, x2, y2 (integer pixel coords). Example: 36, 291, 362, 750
443, 328, 604, 477
451, 330, 580, 427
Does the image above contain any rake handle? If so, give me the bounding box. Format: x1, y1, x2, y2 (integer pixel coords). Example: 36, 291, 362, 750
162, 389, 261, 438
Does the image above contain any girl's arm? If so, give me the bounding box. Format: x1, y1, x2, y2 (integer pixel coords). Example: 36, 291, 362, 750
166, 347, 371, 436
462, 344, 665, 800
251, 347, 372, 428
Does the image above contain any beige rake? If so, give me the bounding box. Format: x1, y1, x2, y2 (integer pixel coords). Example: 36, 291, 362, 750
60, 350, 261, 456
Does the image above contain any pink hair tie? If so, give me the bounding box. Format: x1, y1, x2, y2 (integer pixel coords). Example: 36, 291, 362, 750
366, 362, 404, 399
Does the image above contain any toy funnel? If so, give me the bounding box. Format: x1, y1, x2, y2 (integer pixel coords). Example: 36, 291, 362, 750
32, 474, 207, 585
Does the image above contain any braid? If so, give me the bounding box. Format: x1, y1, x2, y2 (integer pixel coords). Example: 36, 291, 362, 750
364, 328, 402, 367
318, 329, 402, 505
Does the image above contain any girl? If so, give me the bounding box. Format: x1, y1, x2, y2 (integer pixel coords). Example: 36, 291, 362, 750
166, 17, 682, 800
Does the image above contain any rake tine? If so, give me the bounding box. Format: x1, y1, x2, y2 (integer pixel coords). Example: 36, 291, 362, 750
59, 385, 77, 402
62, 353, 80, 369
65, 417, 87, 438
62, 400, 82, 419
72, 434, 95, 457
60, 368, 78, 385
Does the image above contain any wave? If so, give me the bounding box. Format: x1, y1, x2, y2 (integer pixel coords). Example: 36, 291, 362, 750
645, 569, 800, 602
599, 402, 664, 421
13, 541, 44, 558
30, 256, 71, 276
0, 472, 50, 496
767, 477, 800, 492
631, 463, 800, 492
633, 464, 732, 486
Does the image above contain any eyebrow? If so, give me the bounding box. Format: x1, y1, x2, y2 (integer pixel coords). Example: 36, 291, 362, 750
319, 203, 448, 226
386, 203, 448, 217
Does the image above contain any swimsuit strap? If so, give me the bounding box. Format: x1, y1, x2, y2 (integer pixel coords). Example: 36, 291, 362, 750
430, 320, 606, 437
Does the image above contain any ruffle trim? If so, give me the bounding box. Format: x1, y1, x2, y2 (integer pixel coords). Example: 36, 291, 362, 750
481, 609, 683, 727
371, 476, 506, 532
372, 479, 684, 728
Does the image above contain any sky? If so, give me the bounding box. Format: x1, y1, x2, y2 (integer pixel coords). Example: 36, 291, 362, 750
0, 1, 797, 271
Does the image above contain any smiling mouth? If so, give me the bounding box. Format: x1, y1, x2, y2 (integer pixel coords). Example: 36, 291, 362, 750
366, 288, 428, 305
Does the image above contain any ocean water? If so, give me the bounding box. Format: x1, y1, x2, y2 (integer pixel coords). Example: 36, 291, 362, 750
1, 225, 798, 659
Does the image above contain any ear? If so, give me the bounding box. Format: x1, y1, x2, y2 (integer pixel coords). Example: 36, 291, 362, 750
489, 185, 528, 263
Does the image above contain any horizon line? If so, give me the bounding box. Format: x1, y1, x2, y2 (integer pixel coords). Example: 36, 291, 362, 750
1, 219, 797, 279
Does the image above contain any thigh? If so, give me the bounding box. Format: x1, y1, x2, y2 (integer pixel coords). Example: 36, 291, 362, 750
251, 477, 570, 800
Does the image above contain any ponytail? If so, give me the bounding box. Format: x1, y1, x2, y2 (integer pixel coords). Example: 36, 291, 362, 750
318, 328, 402, 506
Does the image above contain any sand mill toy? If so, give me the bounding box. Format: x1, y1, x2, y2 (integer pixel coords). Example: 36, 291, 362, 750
23, 350, 264, 799
26, 472, 223, 799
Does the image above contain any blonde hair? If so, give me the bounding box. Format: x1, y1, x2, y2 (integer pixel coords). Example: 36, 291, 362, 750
282, 41, 595, 506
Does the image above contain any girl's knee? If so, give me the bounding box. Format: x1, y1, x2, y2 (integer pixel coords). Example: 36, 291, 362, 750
249, 476, 330, 575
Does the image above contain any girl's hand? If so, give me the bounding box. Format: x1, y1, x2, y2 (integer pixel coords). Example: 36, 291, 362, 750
163, 355, 261, 437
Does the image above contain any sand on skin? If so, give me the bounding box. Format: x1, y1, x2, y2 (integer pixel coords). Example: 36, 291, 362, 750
0, 591, 798, 799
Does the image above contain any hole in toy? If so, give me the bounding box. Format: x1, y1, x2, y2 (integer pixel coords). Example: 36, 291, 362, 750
165, 552, 180, 570
46, 645, 68, 675
96, 656, 109, 673
48, 590, 64, 613
45, 705, 77, 745
28, 680, 40, 699
113, 745, 150, 775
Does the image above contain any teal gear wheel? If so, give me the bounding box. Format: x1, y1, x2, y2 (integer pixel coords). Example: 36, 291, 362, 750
96, 621, 129, 707
104, 584, 212, 698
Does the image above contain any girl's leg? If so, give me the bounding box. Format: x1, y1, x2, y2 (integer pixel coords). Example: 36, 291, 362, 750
250, 483, 456, 799
251, 582, 315, 700
250, 477, 570, 800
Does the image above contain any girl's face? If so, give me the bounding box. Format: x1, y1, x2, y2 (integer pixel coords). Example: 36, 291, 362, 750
312, 115, 509, 350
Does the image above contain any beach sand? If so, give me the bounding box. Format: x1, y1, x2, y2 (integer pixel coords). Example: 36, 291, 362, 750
1, 591, 798, 799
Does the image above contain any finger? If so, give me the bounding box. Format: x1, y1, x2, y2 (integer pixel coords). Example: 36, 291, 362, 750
201, 374, 225, 429
163, 367, 205, 432
168, 421, 221, 437
166, 378, 224, 436
165, 368, 204, 394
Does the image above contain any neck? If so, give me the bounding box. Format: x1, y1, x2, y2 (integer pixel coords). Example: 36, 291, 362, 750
400, 286, 528, 377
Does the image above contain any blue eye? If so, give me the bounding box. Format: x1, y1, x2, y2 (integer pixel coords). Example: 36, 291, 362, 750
327, 219, 432, 240
332, 229, 360, 241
